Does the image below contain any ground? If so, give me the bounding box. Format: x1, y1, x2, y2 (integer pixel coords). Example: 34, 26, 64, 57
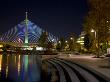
58, 54, 110, 78
42, 54, 110, 78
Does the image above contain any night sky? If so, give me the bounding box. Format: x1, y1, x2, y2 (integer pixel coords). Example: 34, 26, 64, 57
0, 0, 88, 37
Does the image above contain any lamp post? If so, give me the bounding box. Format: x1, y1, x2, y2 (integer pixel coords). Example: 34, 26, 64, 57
70, 37, 74, 51
91, 29, 97, 54
91, 29, 96, 38
65, 40, 68, 43
70, 37, 73, 40
91, 28, 100, 57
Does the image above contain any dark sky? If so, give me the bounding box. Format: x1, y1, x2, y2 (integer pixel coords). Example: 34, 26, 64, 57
0, 0, 88, 37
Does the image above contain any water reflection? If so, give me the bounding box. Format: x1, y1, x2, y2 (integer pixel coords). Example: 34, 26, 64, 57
0, 55, 2, 72
0, 53, 41, 82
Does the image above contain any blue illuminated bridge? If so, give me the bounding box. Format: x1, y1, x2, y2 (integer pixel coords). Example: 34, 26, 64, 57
0, 19, 58, 47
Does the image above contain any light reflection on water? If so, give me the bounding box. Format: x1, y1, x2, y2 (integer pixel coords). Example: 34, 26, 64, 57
0, 53, 41, 82
0, 55, 2, 72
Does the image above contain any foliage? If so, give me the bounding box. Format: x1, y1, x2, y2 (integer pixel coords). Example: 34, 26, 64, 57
56, 37, 66, 51
83, 0, 110, 43
83, 0, 110, 57
68, 33, 77, 51
47, 41, 53, 50
38, 31, 48, 49
56, 42, 61, 51
59, 37, 66, 50
84, 34, 93, 51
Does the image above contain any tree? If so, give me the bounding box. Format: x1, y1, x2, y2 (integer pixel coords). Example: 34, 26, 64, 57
68, 33, 77, 51
38, 31, 48, 49
47, 41, 53, 51
84, 34, 93, 51
83, 0, 110, 57
56, 42, 61, 51
84, 0, 110, 42
60, 37, 66, 51
56, 37, 66, 51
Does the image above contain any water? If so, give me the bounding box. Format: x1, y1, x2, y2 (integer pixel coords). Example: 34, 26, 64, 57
0, 53, 41, 82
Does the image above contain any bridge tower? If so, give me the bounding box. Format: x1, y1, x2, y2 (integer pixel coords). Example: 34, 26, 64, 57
24, 12, 29, 46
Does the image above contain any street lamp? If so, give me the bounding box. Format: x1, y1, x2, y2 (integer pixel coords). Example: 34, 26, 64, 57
91, 29, 96, 38
58, 41, 61, 43
70, 37, 73, 40
91, 29, 97, 55
91, 29, 95, 32
107, 21, 110, 32
52, 39, 54, 42
65, 41, 68, 43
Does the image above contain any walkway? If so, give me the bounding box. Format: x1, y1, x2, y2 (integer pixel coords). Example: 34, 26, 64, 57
59, 54, 110, 79
42, 56, 110, 82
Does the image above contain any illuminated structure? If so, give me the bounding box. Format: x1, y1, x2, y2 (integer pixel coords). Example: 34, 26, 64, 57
25, 12, 28, 44
76, 31, 85, 50
0, 13, 58, 47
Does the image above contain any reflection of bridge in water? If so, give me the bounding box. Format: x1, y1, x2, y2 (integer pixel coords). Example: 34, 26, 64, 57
0, 54, 41, 82
0, 12, 58, 48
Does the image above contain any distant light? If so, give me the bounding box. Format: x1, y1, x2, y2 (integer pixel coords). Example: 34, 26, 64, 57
81, 36, 84, 39
107, 21, 109, 23
52, 39, 54, 42
28, 47, 33, 50
24, 55, 28, 71
91, 29, 95, 32
80, 43, 84, 45
22, 47, 33, 50
65, 41, 68, 43
58, 41, 61, 43
0, 55, 2, 72
18, 55, 20, 75
77, 41, 84, 43
0, 45, 3, 48
70, 37, 73, 40
36, 47, 43, 51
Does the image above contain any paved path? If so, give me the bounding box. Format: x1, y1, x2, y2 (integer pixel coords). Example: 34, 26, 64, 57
42, 57, 110, 82
58, 54, 110, 78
